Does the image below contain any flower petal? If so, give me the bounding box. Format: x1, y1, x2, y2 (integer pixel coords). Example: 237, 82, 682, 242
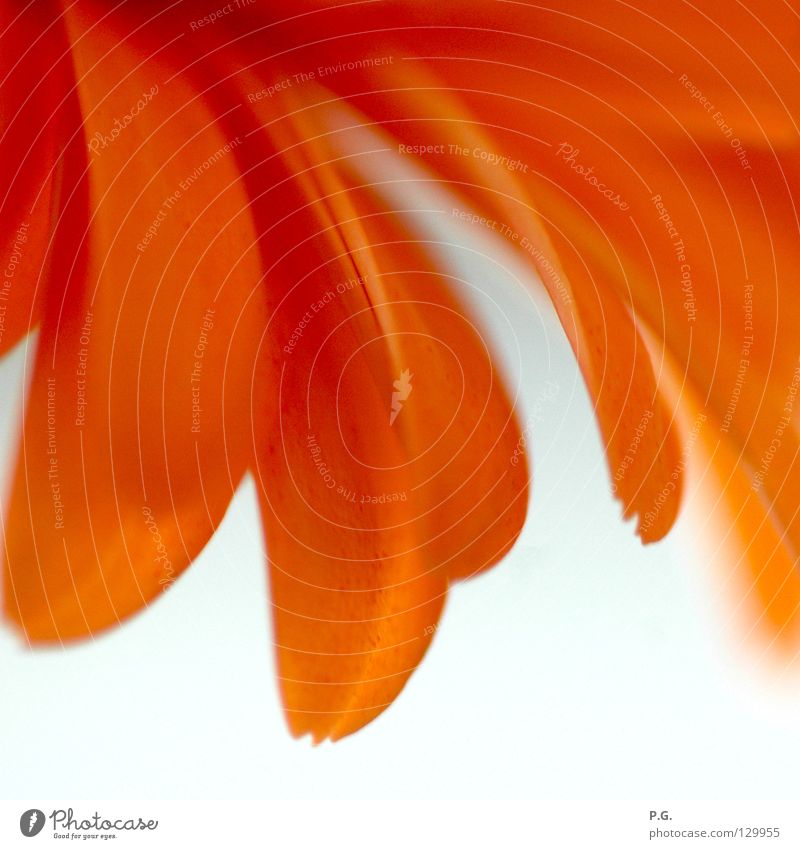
4, 6, 265, 640
233, 79, 528, 738
698, 406, 800, 654
223, 1, 685, 540
0, 2, 82, 355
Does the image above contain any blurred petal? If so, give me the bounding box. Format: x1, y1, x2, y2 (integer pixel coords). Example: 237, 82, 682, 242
698, 405, 800, 655
0, 2, 82, 355
4, 5, 265, 640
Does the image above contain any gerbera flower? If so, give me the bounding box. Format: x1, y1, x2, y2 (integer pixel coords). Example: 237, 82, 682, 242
1, 1, 798, 740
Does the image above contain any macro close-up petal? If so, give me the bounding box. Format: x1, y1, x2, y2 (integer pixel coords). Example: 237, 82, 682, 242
2, 0, 800, 838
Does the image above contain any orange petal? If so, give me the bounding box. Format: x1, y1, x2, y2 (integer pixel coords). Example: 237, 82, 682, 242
231, 78, 528, 738
0, 3, 83, 355
4, 5, 265, 641
252, 1, 800, 644
282, 91, 531, 580
260, 43, 683, 541
697, 404, 800, 656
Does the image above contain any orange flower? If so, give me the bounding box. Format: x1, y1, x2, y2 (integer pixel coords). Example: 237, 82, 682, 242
1, 1, 798, 739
